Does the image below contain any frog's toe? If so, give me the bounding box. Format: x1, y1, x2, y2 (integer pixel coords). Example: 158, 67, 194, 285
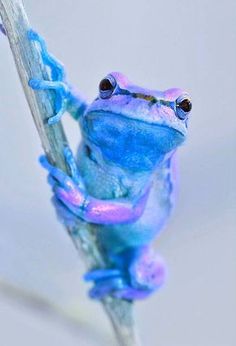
84, 268, 127, 300
88, 277, 128, 300
27, 29, 39, 41
64, 147, 83, 186
39, 155, 76, 191
47, 106, 66, 125
28, 78, 44, 90
86, 274, 156, 300
84, 268, 122, 282
29, 78, 68, 124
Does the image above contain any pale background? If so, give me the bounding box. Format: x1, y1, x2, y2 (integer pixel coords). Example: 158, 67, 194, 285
0, 1, 235, 345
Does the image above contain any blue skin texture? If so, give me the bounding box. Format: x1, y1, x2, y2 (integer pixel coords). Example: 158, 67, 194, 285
28, 30, 192, 300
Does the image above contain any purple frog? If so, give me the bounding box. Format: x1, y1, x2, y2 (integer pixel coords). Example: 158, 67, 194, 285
28, 30, 192, 300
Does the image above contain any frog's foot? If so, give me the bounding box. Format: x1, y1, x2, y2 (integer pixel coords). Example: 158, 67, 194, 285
46, 147, 85, 227
29, 79, 69, 124
84, 269, 128, 299
28, 29, 69, 124
84, 248, 166, 300
40, 146, 85, 213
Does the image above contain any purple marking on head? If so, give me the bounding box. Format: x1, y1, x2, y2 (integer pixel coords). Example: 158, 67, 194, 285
164, 88, 190, 102
107, 72, 131, 89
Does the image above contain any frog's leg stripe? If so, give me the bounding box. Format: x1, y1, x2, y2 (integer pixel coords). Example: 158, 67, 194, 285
28, 29, 65, 82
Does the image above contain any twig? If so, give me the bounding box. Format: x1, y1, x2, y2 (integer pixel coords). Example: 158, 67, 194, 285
0, 1, 140, 345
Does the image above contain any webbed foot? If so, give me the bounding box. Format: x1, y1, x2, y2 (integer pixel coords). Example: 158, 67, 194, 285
29, 79, 69, 124
84, 247, 166, 300
28, 29, 69, 124
84, 269, 126, 299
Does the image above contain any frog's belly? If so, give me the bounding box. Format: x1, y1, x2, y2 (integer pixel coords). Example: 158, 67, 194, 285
77, 145, 173, 252
93, 193, 171, 253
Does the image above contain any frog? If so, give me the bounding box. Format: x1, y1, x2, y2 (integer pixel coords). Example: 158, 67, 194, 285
27, 30, 192, 300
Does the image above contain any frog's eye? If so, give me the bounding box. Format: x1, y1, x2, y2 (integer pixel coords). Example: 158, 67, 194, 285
176, 96, 192, 120
99, 75, 117, 99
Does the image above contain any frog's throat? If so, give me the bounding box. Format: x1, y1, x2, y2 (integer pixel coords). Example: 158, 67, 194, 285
84, 110, 187, 138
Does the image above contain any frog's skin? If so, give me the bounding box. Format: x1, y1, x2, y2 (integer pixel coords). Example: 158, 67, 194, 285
28, 30, 192, 300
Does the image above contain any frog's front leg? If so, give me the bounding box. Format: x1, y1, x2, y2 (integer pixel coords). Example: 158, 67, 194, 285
28, 29, 87, 124
85, 247, 166, 300
41, 149, 150, 225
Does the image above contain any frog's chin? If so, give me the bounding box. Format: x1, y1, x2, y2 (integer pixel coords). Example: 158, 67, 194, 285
81, 112, 186, 172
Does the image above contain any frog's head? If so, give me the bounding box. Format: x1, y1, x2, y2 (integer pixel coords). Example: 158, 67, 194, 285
80, 72, 192, 173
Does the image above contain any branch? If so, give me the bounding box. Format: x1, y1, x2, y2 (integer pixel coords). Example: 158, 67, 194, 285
0, 1, 140, 345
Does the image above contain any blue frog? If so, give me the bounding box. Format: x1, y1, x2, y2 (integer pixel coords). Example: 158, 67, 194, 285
28, 30, 192, 300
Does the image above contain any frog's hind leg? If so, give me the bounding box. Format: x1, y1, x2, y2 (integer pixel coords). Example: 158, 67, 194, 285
84, 246, 166, 300
117, 246, 166, 300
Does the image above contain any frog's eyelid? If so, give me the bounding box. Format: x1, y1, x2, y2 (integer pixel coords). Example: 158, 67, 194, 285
176, 94, 192, 104
105, 74, 117, 88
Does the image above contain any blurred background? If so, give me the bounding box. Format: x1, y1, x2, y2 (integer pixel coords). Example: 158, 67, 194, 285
0, 0, 235, 345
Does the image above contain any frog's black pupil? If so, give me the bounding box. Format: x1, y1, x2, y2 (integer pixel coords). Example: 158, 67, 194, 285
178, 99, 192, 112
99, 78, 113, 91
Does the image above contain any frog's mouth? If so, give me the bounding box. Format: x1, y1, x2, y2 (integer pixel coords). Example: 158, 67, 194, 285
82, 110, 186, 139
80, 111, 185, 172
85, 108, 187, 135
